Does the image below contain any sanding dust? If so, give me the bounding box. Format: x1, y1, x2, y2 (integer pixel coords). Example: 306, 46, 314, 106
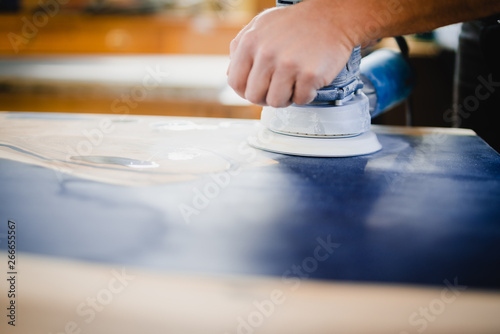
0, 113, 277, 186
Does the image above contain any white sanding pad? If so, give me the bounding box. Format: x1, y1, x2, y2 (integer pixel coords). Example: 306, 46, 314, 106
261, 93, 370, 137
249, 92, 381, 157
248, 124, 382, 157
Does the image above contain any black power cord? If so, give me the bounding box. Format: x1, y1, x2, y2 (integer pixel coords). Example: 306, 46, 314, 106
394, 36, 414, 127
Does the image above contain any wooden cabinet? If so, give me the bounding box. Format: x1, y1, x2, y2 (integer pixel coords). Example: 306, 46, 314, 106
0, 14, 249, 54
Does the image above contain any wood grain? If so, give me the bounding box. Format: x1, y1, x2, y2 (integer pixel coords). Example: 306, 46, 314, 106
1, 253, 499, 334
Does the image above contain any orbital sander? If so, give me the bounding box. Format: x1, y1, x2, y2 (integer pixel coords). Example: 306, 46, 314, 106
248, 0, 414, 157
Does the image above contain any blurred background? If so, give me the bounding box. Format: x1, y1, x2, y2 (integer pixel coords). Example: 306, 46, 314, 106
0, 0, 461, 126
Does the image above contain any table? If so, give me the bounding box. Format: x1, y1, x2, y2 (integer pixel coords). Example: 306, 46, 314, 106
1, 111, 499, 333
0, 55, 259, 117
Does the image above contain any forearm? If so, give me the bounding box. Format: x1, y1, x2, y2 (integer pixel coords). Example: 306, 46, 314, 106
227, 0, 500, 107
310, 0, 500, 46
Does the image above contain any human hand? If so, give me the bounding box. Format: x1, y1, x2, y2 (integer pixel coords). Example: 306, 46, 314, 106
227, 0, 357, 108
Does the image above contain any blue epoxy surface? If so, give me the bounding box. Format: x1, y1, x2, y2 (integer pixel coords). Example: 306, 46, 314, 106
1, 113, 499, 289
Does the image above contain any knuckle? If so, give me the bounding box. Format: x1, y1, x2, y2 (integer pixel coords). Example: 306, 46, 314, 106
279, 58, 297, 72
267, 96, 289, 108
292, 90, 310, 105
227, 75, 236, 88
265, 95, 278, 107
227, 78, 245, 96
293, 79, 318, 105
229, 39, 238, 52
293, 94, 315, 106
245, 91, 262, 105
301, 70, 318, 84
257, 47, 273, 63
240, 30, 257, 49
292, 95, 307, 105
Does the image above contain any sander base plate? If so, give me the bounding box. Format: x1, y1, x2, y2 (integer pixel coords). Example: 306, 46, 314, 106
248, 125, 382, 157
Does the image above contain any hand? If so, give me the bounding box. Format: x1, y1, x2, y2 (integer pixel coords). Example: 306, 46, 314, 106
227, 0, 357, 108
